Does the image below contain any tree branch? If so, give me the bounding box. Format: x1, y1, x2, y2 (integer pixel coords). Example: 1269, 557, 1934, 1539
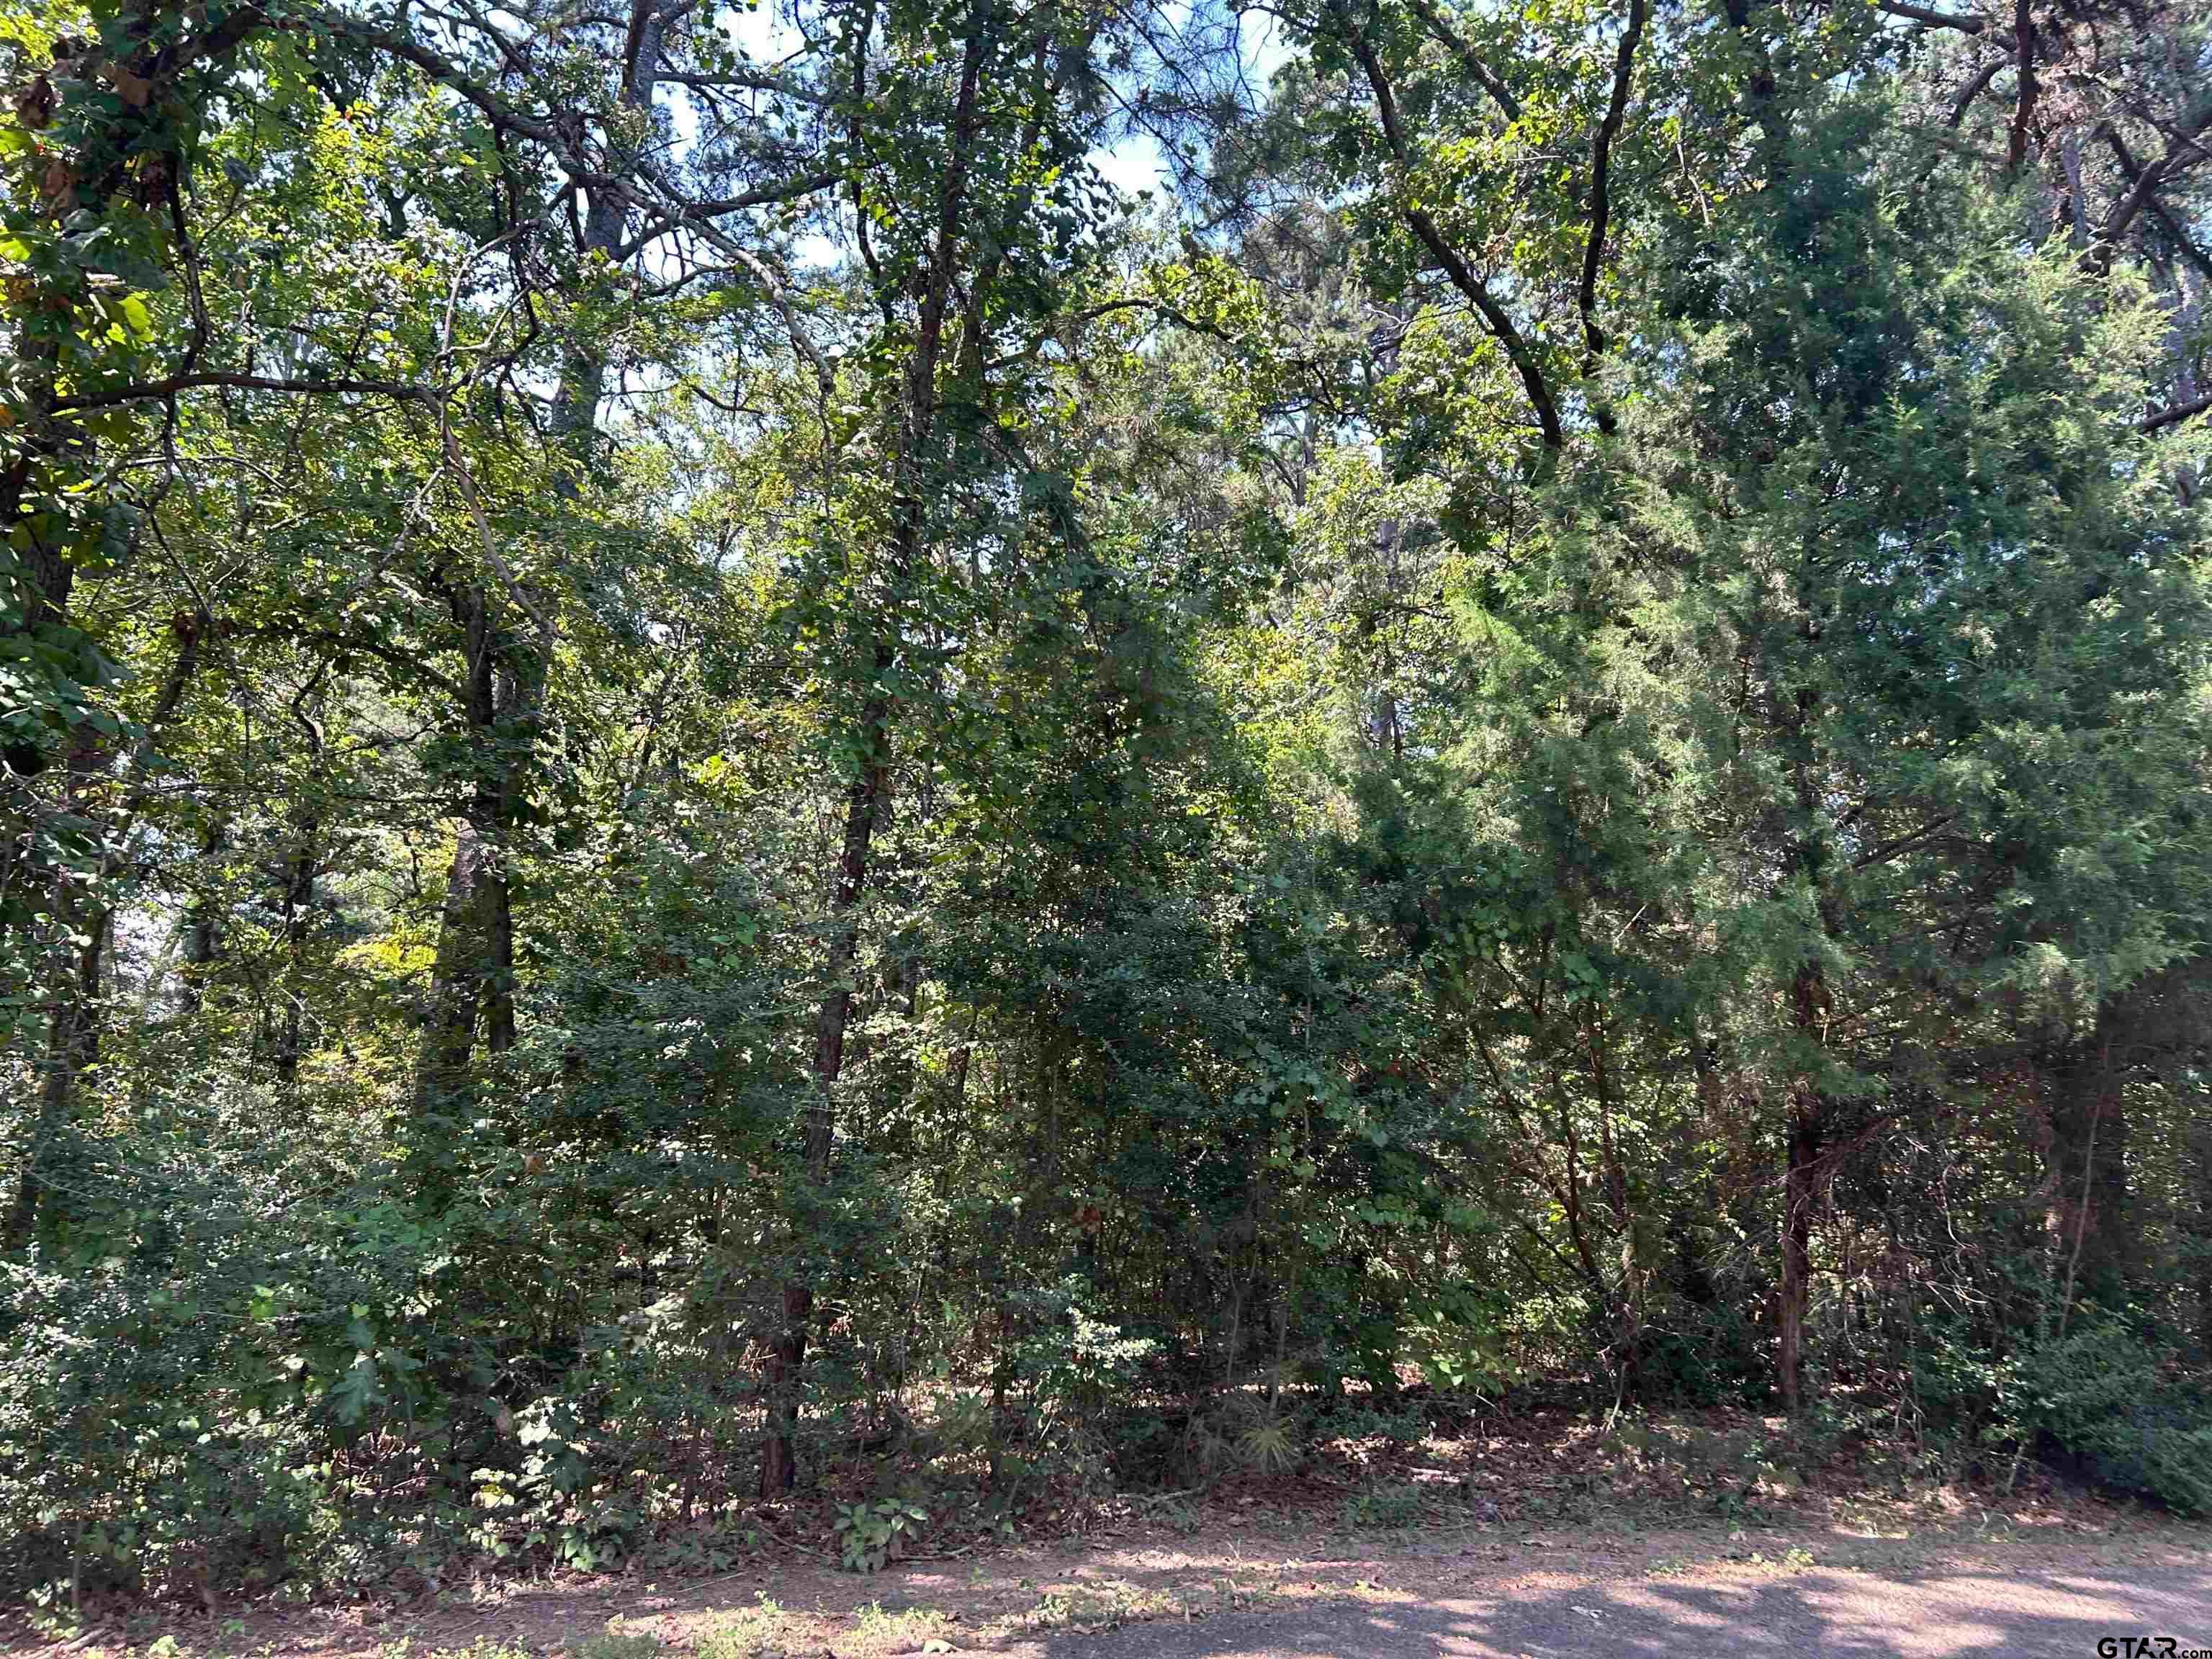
1342, 8, 1563, 449
2099, 96, 2212, 251
1401, 0, 1519, 122
611, 170, 843, 261
1577, 0, 1648, 409
307, 10, 569, 152
2142, 392, 2211, 433
1946, 57, 2004, 127
53, 373, 435, 413
1874, 0, 1986, 31
2106, 128, 2212, 283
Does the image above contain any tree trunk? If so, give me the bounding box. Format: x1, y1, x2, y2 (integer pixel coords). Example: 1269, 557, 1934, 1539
2048, 1035, 2131, 1326
1779, 1080, 1821, 1413
178, 818, 225, 1017
405, 0, 656, 1168
2195, 1113, 2212, 1360
1776, 637, 1833, 1411
757, 0, 994, 1494
412, 570, 505, 1197
757, 747, 885, 1493
1590, 1016, 1642, 1401
6, 617, 202, 1253
5, 849, 106, 1254
413, 815, 495, 1188
272, 811, 318, 1084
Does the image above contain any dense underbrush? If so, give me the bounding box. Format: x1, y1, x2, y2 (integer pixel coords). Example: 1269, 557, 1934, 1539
8, 1249, 2204, 1617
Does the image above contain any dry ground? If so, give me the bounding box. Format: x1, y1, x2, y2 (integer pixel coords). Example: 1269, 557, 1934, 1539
9, 1406, 2208, 1658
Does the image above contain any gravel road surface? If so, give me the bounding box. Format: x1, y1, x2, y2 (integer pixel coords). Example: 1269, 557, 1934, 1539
1019, 1555, 2212, 1657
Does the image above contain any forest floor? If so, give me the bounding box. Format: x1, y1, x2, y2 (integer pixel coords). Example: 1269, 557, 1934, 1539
11, 1404, 2211, 1658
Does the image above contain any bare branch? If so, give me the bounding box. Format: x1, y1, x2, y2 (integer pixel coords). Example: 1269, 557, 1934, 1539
307, 10, 569, 151
611, 170, 843, 261
1947, 57, 2004, 127
2142, 392, 2211, 433
2105, 128, 2212, 282
1874, 1, 1986, 32
2100, 97, 2212, 251
1578, 0, 1648, 408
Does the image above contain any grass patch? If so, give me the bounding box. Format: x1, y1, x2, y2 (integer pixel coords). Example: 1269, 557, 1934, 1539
696, 1597, 804, 1659
575, 1626, 665, 1659
847, 1601, 956, 1655
1016, 1575, 1272, 1637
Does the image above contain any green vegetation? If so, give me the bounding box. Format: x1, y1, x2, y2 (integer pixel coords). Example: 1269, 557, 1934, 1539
2, 0, 2210, 1611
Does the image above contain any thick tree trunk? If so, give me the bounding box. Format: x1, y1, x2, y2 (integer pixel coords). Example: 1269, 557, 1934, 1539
756, 1281, 813, 1495
0, 264, 71, 786
418, 821, 487, 1089
408, 576, 535, 1130
412, 573, 505, 1194
410, 566, 547, 1186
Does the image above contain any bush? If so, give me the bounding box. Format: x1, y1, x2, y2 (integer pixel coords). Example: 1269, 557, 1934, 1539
0, 1250, 338, 1604
988, 1280, 1158, 1511
0, 1089, 457, 1604
2027, 1318, 2212, 1516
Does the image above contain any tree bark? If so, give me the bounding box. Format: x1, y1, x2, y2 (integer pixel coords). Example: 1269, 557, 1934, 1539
757, 0, 994, 1494
4, 819, 107, 1254
6, 616, 204, 1252
412, 580, 505, 1196
1779, 675, 1833, 1413
2005, 0, 2037, 175
1779, 1067, 1822, 1413
406, 0, 662, 1163
1590, 1015, 1642, 1400
271, 811, 318, 1084
2047, 1035, 2131, 1324
179, 818, 224, 1015
2196, 1114, 2212, 1359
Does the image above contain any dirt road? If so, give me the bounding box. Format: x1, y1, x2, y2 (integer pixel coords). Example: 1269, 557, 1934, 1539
1017, 1554, 2212, 1658
17, 1515, 2208, 1659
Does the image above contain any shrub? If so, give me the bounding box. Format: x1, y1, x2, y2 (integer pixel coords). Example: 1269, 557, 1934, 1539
2026, 1318, 2212, 1516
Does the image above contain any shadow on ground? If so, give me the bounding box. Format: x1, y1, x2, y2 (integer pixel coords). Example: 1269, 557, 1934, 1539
1030, 1557, 2212, 1658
